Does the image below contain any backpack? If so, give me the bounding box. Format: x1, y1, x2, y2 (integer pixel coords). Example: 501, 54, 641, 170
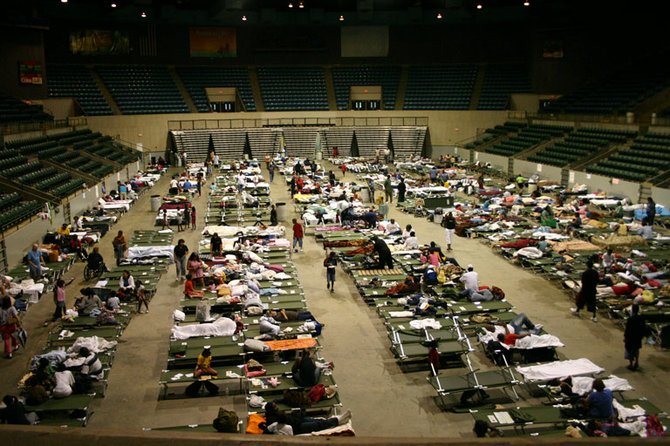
307, 384, 326, 403
213, 407, 240, 433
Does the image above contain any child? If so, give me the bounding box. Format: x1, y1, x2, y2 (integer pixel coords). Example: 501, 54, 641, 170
323, 252, 337, 292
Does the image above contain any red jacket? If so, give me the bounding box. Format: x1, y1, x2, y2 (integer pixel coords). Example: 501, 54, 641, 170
293, 223, 304, 238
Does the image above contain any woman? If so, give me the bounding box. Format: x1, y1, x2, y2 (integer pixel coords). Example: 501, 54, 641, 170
646, 197, 656, 226
118, 270, 135, 299
584, 378, 614, 420
52, 279, 67, 321
270, 204, 278, 226
78, 347, 103, 377
291, 349, 333, 387
402, 224, 413, 239
0, 296, 20, 358
52, 363, 75, 398
540, 206, 557, 229
210, 233, 223, 257
187, 252, 205, 287
194, 347, 217, 377
136, 280, 149, 314
191, 205, 197, 230
184, 274, 205, 299
173, 239, 189, 281
112, 230, 127, 266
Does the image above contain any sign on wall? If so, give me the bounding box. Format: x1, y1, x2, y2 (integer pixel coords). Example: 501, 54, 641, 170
18, 61, 43, 85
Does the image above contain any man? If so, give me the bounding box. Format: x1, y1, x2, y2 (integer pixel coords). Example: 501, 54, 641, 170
268, 162, 275, 183
174, 239, 189, 281
87, 246, 106, 273
397, 178, 407, 203
571, 260, 599, 322
371, 236, 393, 269
458, 264, 479, 298
213, 153, 220, 169
384, 176, 393, 203
292, 218, 304, 253
27, 244, 42, 280
385, 218, 401, 236
624, 304, 649, 371
112, 230, 127, 266
182, 178, 192, 194
270, 204, 278, 226
442, 212, 456, 251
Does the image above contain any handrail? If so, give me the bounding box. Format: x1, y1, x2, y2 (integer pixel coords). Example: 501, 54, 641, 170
0, 119, 74, 138
167, 116, 429, 131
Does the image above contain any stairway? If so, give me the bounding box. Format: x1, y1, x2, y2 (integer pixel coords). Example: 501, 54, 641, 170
168, 66, 197, 113
248, 66, 265, 112
395, 65, 409, 110
323, 66, 337, 111
89, 66, 121, 115
469, 64, 486, 110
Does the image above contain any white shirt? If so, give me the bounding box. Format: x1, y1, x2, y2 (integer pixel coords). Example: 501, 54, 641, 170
53, 370, 75, 398
170, 179, 178, 188
386, 222, 401, 234
460, 270, 479, 291
403, 236, 419, 250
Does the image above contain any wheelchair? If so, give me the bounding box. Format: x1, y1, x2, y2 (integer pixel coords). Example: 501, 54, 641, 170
84, 263, 106, 281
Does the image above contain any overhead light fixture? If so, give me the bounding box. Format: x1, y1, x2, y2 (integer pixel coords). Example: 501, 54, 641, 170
298, 1, 304, 8
523, 0, 530, 5
288, 2, 293, 7
476, 4, 482, 9
140, 11, 146, 17
242, 15, 247, 21
339, 15, 344, 21
436, 12, 443, 19
61, 0, 68, 3
111, 2, 117, 7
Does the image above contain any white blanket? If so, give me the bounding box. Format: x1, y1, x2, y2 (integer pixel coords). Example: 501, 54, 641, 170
171, 317, 237, 340
128, 245, 174, 262
388, 311, 414, 318
478, 331, 563, 349
409, 318, 442, 330
516, 358, 604, 382
571, 375, 633, 395
67, 336, 118, 354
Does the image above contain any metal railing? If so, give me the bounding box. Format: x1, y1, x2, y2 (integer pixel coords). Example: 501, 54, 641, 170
167, 115, 429, 131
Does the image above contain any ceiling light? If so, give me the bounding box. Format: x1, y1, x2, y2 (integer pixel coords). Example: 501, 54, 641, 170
298, 1, 304, 8
111, 2, 117, 7
436, 12, 443, 19
140, 11, 146, 17
61, 0, 68, 3
288, 2, 293, 7
242, 15, 247, 21
476, 4, 482, 9
339, 15, 344, 21
523, 0, 530, 5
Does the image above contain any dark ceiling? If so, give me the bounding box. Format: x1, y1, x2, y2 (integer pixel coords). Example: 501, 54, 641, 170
0, 0, 636, 28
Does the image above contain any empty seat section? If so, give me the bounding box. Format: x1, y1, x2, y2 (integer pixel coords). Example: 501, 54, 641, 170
527, 127, 635, 167
247, 128, 280, 159
257, 66, 328, 111
282, 128, 319, 158
176, 66, 255, 112
404, 65, 477, 110
477, 65, 532, 110
96, 66, 188, 114
170, 129, 246, 162
0, 94, 53, 123
322, 128, 354, 157
47, 64, 113, 115
542, 60, 669, 115
0, 192, 43, 232
331, 66, 401, 110
354, 128, 390, 157
51, 151, 114, 178
484, 124, 570, 157
586, 131, 670, 182
390, 127, 426, 158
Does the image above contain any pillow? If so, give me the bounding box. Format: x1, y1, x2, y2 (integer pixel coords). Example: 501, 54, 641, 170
244, 339, 270, 352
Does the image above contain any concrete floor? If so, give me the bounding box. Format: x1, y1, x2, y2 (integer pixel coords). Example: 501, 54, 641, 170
1, 162, 668, 438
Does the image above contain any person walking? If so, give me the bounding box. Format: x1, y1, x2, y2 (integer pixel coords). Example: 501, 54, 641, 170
646, 197, 656, 226
268, 162, 275, 183
52, 279, 67, 321
384, 176, 393, 203
0, 296, 20, 359
397, 177, 406, 203
571, 260, 599, 321
270, 204, 278, 226
191, 205, 197, 230
112, 230, 127, 266
173, 239, 189, 281
292, 218, 304, 253
624, 304, 649, 370
323, 252, 337, 292
442, 212, 457, 251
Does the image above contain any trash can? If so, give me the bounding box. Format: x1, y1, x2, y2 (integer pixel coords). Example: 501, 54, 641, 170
276, 202, 288, 222
378, 203, 389, 219
151, 195, 162, 212
359, 187, 370, 203
316, 151, 323, 161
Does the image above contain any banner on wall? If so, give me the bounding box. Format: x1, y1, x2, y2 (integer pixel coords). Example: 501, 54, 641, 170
18, 61, 43, 85
189, 27, 237, 58
69, 30, 130, 55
